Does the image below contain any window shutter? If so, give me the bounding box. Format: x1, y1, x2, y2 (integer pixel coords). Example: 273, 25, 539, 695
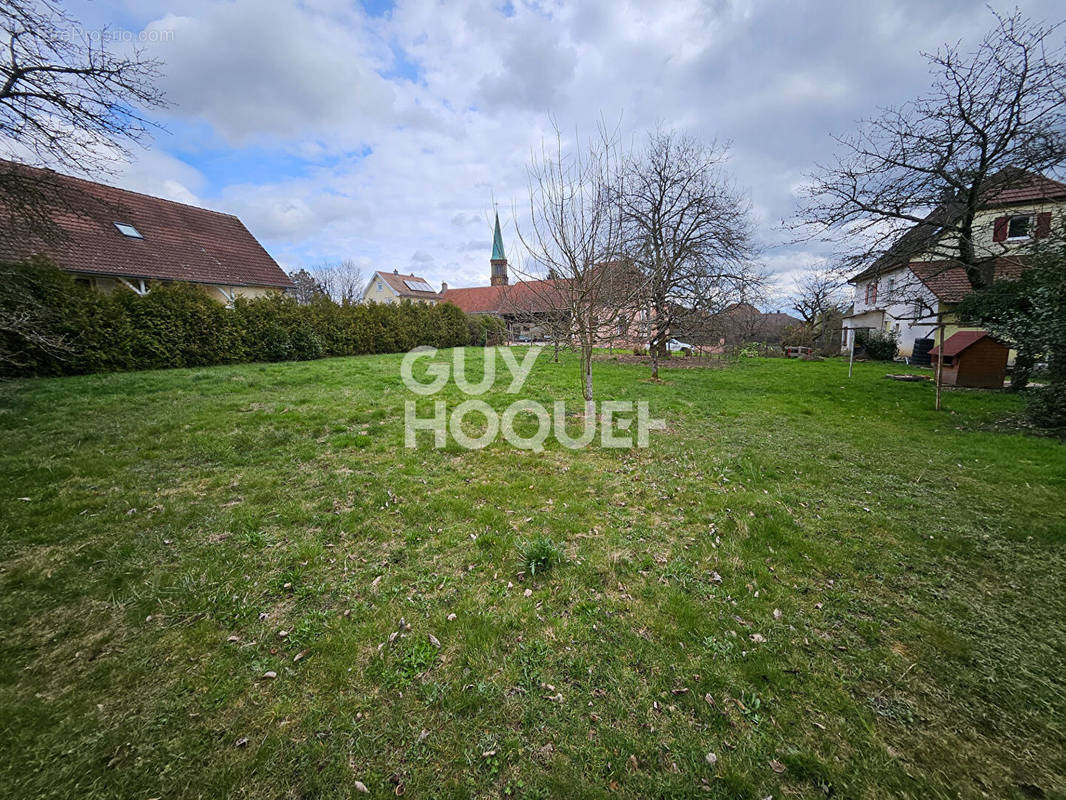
1035, 212, 1052, 238
992, 216, 1009, 242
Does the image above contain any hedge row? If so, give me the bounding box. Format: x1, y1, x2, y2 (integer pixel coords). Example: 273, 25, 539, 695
1, 259, 507, 377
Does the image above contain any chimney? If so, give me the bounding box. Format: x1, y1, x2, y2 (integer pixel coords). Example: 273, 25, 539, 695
393, 268, 398, 274
441, 281, 448, 293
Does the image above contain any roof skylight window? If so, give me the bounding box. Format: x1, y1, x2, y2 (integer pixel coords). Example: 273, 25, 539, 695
114, 222, 143, 238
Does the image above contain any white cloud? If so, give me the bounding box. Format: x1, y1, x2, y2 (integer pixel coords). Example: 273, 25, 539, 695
65, 0, 1062, 293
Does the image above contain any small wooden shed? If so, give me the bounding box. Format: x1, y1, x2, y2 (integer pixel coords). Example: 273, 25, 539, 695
929, 331, 1009, 389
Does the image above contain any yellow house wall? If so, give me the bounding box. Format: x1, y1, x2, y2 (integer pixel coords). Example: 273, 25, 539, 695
202, 284, 278, 302
72, 273, 283, 302
911, 201, 1065, 263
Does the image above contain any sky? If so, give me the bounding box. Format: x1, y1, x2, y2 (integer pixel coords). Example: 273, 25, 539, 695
52, 0, 1065, 300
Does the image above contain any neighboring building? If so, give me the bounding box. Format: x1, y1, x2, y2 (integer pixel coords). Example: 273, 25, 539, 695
361, 270, 440, 305
441, 214, 647, 345
0, 160, 293, 302
842, 169, 1066, 359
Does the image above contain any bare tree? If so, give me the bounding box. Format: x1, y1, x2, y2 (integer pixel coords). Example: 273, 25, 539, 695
796, 10, 1066, 291
791, 267, 848, 348
288, 268, 326, 304
1, 1, 166, 239
516, 125, 635, 415
315, 259, 366, 304
618, 129, 757, 378
1, 1, 165, 168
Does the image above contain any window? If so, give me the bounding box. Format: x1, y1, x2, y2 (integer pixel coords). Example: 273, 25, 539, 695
886, 277, 895, 299
377, 281, 383, 292
114, 222, 143, 238
1007, 215, 1031, 240
864, 281, 878, 305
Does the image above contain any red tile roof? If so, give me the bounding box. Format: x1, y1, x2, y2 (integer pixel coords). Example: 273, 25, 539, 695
0, 161, 293, 288
911, 257, 1026, 303
987, 171, 1066, 205
440, 285, 507, 313
929, 330, 998, 358
376, 271, 439, 299
441, 279, 569, 315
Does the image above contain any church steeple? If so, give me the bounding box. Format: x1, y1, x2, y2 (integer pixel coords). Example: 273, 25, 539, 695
490, 212, 508, 286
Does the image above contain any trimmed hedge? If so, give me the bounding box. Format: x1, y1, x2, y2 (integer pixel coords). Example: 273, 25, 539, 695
1, 259, 506, 377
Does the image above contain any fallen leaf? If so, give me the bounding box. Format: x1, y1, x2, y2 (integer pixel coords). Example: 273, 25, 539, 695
293, 649, 309, 663
750, 633, 766, 643
770, 759, 786, 773
447, 613, 457, 621
428, 634, 441, 648
261, 671, 277, 680
705, 752, 717, 766
227, 635, 239, 643
628, 754, 639, 770
234, 737, 248, 748
773, 608, 782, 619
354, 781, 369, 794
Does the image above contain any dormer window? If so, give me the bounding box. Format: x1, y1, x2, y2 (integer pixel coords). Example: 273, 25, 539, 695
114, 222, 143, 239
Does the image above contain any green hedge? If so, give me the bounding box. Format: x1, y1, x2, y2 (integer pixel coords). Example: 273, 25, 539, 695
1, 259, 507, 377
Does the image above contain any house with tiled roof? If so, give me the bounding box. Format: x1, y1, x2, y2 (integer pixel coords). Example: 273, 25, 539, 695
361, 269, 440, 305
842, 169, 1066, 361
0, 160, 293, 302
440, 214, 648, 345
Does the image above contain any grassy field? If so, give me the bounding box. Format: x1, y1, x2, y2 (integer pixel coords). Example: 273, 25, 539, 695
1, 350, 1064, 800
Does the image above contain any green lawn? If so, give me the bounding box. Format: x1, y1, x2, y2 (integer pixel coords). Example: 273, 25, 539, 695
1, 351, 1064, 799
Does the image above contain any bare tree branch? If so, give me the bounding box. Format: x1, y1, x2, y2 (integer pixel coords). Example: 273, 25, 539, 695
795, 10, 1066, 290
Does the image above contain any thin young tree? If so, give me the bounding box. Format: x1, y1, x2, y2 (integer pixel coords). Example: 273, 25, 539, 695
517, 125, 635, 416
797, 10, 1066, 291
618, 129, 757, 379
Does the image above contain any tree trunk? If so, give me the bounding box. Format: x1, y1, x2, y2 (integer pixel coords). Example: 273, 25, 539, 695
650, 342, 659, 380
1010, 349, 1034, 392
581, 344, 594, 418
553, 339, 559, 363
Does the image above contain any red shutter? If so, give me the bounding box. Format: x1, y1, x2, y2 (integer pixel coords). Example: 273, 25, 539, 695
992, 216, 1009, 242
1035, 212, 1052, 238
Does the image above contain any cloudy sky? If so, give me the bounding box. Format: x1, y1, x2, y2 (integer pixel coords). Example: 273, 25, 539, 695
58, 0, 1063, 298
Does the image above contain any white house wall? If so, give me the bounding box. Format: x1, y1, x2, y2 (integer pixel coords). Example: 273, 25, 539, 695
845, 266, 940, 357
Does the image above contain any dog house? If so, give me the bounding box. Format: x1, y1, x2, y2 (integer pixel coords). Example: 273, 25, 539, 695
929, 331, 1009, 389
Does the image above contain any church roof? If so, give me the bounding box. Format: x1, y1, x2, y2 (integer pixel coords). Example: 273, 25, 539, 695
491, 212, 506, 261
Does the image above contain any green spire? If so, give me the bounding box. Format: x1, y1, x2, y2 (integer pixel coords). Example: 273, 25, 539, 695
491, 212, 506, 261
